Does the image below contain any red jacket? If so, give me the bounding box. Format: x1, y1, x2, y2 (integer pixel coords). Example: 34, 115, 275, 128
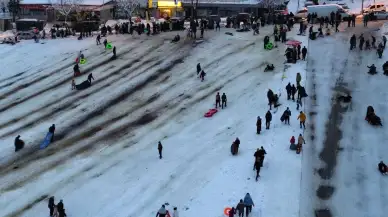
290, 136, 295, 144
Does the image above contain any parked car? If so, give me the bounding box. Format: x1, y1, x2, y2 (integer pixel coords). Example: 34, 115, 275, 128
370, 11, 388, 20
16, 31, 34, 40
363, 3, 386, 13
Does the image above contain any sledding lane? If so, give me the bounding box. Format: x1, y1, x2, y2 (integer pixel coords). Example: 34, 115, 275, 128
300, 22, 387, 217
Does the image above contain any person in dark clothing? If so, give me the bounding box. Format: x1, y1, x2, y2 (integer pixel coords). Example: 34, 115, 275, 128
359, 34, 364, 50
48, 196, 55, 217
367, 64, 377, 75
264, 64, 275, 71
351, 14, 356, 27
14, 135, 25, 152
57, 200, 66, 217
265, 110, 272, 129
103, 38, 108, 48
215, 92, 221, 108
236, 199, 245, 217
158, 141, 163, 159
377, 45, 384, 58
378, 161, 387, 174
256, 116, 262, 134
111, 46, 117, 60
301, 46, 307, 60
156, 205, 167, 217
243, 193, 254, 216
147, 23, 151, 36
228, 207, 236, 217
221, 93, 227, 109
49, 124, 55, 142
286, 82, 292, 100
171, 34, 180, 43
96, 34, 101, 45
372, 36, 376, 48
291, 84, 297, 101
199, 70, 206, 81
350, 34, 356, 50
383, 35, 387, 48
267, 89, 274, 110
297, 44, 301, 59
197, 63, 201, 75
282, 107, 291, 125
88, 73, 94, 83
73, 63, 80, 77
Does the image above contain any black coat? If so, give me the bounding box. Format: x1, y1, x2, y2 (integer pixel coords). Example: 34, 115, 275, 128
265, 111, 272, 122
49, 125, 55, 133
286, 83, 292, 93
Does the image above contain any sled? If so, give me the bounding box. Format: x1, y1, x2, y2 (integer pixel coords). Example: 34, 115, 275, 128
76, 80, 91, 90
106, 43, 113, 49
204, 108, 218, 118
80, 58, 87, 64
74, 71, 81, 77
40, 132, 53, 149
265, 42, 274, 50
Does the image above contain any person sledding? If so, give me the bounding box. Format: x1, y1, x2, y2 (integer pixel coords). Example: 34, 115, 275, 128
14, 135, 25, 152
289, 136, 297, 150
378, 161, 387, 175
73, 63, 81, 77
264, 64, 275, 72
171, 34, 180, 43
365, 106, 382, 126
231, 137, 240, 155
367, 64, 377, 75
156, 204, 167, 217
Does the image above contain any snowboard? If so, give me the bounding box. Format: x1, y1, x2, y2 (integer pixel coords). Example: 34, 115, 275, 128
40, 132, 53, 149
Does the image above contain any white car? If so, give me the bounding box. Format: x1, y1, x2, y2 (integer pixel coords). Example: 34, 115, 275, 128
371, 11, 388, 20
363, 3, 386, 13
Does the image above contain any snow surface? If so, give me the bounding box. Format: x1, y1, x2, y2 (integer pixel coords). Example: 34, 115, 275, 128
0, 11, 309, 217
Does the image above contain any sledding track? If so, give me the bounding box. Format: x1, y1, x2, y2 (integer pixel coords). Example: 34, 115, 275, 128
0, 30, 287, 216
301, 22, 388, 217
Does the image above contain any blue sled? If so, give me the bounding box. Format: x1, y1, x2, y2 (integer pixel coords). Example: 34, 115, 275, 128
40, 132, 53, 149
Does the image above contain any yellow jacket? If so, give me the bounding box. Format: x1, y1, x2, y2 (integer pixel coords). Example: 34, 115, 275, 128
298, 112, 306, 122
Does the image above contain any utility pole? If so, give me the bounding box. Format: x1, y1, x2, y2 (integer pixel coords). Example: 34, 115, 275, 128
361, 0, 364, 14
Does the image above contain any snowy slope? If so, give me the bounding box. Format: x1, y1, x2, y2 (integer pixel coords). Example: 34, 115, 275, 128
0, 26, 308, 217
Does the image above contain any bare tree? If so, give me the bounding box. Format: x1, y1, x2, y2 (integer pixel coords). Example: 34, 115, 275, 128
259, 0, 283, 9
50, 0, 83, 23
115, 0, 140, 19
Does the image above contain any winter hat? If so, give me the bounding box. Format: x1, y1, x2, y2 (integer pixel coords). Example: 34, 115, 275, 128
257, 116, 260, 119
174, 207, 177, 210
162, 205, 165, 208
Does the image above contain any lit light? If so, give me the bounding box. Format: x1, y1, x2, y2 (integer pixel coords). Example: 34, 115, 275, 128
158, 1, 182, 7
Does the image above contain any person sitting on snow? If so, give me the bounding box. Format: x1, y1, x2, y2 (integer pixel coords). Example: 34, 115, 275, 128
378, 161, 387, 174
264, 64, 275, 72
171, 34, 180, 43
367, 64, 377, 75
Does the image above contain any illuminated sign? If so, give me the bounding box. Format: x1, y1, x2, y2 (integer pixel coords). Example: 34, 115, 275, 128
158, 1, 182, 7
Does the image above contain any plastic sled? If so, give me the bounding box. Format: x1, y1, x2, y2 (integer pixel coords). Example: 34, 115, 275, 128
75, 57, 79, 63
40, 132, 53, 149
76, 80, 91, 90
289, 143, 297, 150
106, 43, 113, 49
80, 58, 87, 64
204, 108, 218, 117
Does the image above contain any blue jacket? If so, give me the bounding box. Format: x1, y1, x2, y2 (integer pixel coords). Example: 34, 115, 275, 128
244, 194, 254, 206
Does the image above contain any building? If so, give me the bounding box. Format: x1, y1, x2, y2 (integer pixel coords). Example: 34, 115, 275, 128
148, 0, 183, 18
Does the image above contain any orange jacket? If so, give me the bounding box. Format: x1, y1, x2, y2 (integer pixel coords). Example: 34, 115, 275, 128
298, 112, 306, 122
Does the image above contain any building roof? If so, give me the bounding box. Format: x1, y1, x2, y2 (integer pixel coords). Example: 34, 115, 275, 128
20, 0, 113, 6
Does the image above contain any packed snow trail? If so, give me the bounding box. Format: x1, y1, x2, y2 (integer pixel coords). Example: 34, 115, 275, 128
299, 21, 388, 217
1, 28, 307, 217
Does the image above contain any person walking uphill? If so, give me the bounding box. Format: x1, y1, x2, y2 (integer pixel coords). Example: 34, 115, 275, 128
197, 63, 201, 75
88, 73, 94, 83
48, 196, 55, 217
158, 141, 163, 159
243, 193, 254, 217
156, 205, 167, 217
297, 134, 305, 154
265, 110, 272, 129
297, 111, 306, 129
296, 72, 302, 86
49, 124, 55, 142
256, 116, 262, 134
302, 46, 307, 60
57, 199, 66, 217
221, 93, 227, 109
286, 82, 292, 100
215, 92, 221, 108
236, 199, 245, 217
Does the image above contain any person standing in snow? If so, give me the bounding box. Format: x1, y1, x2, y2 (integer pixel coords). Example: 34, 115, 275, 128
215, 92, 221, 109
286, 82, 292, 100
267, 89, 274, 110
49, 124, 55, 142
297, 111, 306, 129
48, 196, 55, 217
71, 79, 76, 90
221, 93, 227, 109
197, 63, 201, 75
265, 110, 272, 129
297, 134, 305, 154
57, 199, 66, 217
282, 107, 291, 125
296, 72, 302, 87
156, 205, 167, 217
96, 34, 101, 45
173, 207, 179, 217
236, 199, 245, 217
199, 70, 206, 81
302, 46, 307, 60
296, 98, 302, 110
157, 141, 163, 159
73, 63, 80, 77
14, 135, 24, 152
88, 73, 94, 83
243, 193, 254, 216
291, 84, 297, 101
256, 116, 262, 134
